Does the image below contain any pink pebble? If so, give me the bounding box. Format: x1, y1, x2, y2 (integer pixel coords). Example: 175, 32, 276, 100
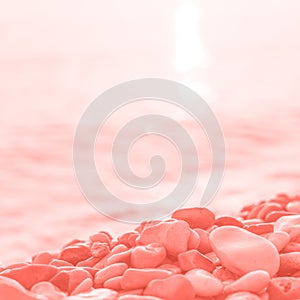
0, 284, 38, 300
278, 252, 300, 276
66, 288, 118, 299
286, 200, 300, 213
224, 270, 270, 294
103, 275, 122, 290
213, 267, 237, 282
281, 242, 300, 253
224, 291, 261, 300
131, 244, 166, 268
209, 226, 280, 276
119, 295, 162, 300
1, 264, 58, 290
121, 268, 172, 290
178, 249, 215, 272
185, 269, 223, 297
106, 248, 132, 266
140, 220, 190, 256
144, 274, 195, 300
90, 242, 110, 259
172, 207, 215, 229
32, 252, 53, 264
268, 277, 300, 300
188, 229, 201, 250
71, 278, 93, 295
274, 215, 300, 241
50, 259, 74, 267
67, 268, 92, 294
256, 203, 283, 220
158, 264, 182, 274
94, 262, 128, 286
31, 281, 65, 300
263, 231, 290, 252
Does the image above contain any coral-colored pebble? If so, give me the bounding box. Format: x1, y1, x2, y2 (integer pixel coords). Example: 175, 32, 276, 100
278, 252, 300, 276
131, 244, 166, 268
215, 216, 243, 228
0, 264, 58, 289
144, 274, 195, 300
185, 269, 223, 297
194, 228, 212, 254
172, 207, 215, 229
71, 278, 93, 295
103, 275, 122, 290
158, 264, 181, 274
121, 268, 171, 290
0, 284, 38, 300
32, 252, 53, 264
90, 242, 110, 259
67, 268, 92, 294
224, 291, 261, 300
76, 256, 101, 267
209, 226, 280, 276
187, 229, 201, 250
263, 231, 290, 252
50, 259, 73, 267
268, 277, 300, 300
31, 281, 65, 300
256, 203, 282, 220
94, 263, 128, 287
213, 267, 237, 282
140, 220, 190, 256
244, 223, 274, 235
50, 270, 70, 293
90, 232, 111, 244
177, 249, 215, 272
224, 270, 270, 294
265, 211, 297, 222
59, 245, 92, 265
281, 242, 300, 253
242, 219, 264, 226
274, 215, 300, 240
106, 249, 132, 265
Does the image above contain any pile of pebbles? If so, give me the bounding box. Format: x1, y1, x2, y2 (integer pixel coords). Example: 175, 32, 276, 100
1, 193, 300, 300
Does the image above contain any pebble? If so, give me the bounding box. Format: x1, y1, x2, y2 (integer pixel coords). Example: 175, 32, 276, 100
244, 223, 274, 235
94, 263, 128, 287
144, 274, 196, 300
209, 226, 280, 276
131, 244, 166, 268
215, 216, 243, 228
278, 252, 300, 276
65, 288, 118, 299
119, 295, 162, 300
103, 276, 122, 290
194, 228, 212, 254
140, 220, 191, 256
188, 229, 201, 250
59, 245, 92, 265
178, 249, 215, 272
263, 231, 290, 252
224, 291, 261, 300
31, 281, 65, 300
0, 283, 38, 300
185, 269, 223, 297
286, 201, 300, 213
265, 211, 298, 222
268, 277, 300, 300
70, 278, 93, 295
0, 264, 58, 289
274, 215, 300, 241
50, 270, 70, 293
224, 270, 270, 294
172, 207, 215, 229
120, 268, 172, 290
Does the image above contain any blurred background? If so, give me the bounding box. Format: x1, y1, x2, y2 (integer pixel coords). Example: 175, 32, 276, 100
1, 0, 299, 265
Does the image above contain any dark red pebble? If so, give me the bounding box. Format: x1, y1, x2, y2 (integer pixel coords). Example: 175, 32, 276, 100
172, 207, 215, 229
214, 216, 243, 228
0, 264, 58, 289
59, 245, 92, 265
178, 249, 215, 272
